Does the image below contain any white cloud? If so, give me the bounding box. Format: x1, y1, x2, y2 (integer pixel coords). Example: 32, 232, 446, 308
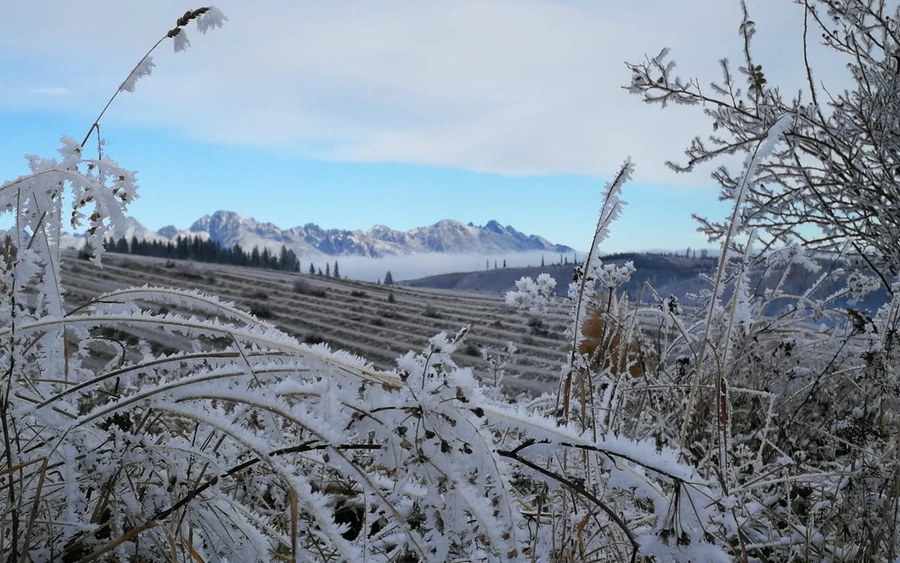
27, 87, 70, 96
0, 0, 846, 185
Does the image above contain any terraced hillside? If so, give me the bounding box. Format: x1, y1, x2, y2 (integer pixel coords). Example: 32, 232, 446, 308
60, 251, 573, 394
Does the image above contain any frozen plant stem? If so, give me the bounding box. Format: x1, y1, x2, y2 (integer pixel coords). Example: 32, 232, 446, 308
679, 114, 792, 452
79, 37, 165, 149
79, 7, 225, 150
558, 159, 633, 424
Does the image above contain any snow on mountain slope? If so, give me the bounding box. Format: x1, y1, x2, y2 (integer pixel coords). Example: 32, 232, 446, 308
61, 216, 170, 250
92, 211, 574, 259
177, 210, 574, 258
118, 216, 169, 244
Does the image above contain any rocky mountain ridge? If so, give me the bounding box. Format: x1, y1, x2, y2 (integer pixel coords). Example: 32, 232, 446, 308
146, 210, 577, 258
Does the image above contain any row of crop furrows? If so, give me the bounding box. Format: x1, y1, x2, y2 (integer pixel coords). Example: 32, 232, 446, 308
66, 251, 574, 349
82, 251, 576, 331
62, 254, 571, 366
60, 252, 572, 393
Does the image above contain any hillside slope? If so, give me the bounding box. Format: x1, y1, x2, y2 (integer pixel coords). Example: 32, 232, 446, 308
60, 252, 574, 394
405, 253, 718, 302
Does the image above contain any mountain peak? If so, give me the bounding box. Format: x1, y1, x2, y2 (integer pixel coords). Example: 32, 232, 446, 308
158, 225, 179, 239
210, 210, 243, 220
432, 219, 465, 229
189, 215, 211, 232
484, 220, 505, 234
139, 211, 574, 258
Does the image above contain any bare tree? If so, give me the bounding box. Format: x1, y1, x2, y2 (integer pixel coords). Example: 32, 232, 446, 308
626, 0, 900, 286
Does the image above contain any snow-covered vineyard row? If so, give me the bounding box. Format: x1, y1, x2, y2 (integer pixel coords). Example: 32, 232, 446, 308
60, 251, 572, 394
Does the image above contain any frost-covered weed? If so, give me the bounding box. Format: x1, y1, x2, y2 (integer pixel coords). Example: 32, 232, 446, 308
506, 273, 557, 315
0, 8, 721, 563
619, 1, 900, 560
5, 2, 897, 561
493, 2, 900, 556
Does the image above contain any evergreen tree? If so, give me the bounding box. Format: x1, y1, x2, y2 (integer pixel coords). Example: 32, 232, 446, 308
279, 246, 299, 272
333, 260, 339, 279
325, 263, 331, 277
541, 255, 545, 267
176, 237, 189, 260
250, 247, 261, 268
233, 244, 247, 266
204, 239, 219, 262
384, 271, 394, 285
189, 236, 201, 260
77, 242, 95, 260
309, 262, 316, 275
503, 259, 507, 268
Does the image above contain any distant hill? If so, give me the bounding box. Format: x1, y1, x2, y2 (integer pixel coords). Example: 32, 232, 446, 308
405, 253, 718, 302
404, 252, 893, 314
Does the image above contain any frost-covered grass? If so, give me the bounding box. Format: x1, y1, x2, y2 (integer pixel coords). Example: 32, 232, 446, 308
3, 2, 900, 562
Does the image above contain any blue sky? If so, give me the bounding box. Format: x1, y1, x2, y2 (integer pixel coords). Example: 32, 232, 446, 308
0, 0, 823, 252
0, 109, 729, 252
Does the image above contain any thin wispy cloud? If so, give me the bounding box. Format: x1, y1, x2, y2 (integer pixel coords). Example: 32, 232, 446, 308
27, 86, 70, 96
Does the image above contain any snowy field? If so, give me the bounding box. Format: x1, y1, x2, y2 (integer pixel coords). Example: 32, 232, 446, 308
60, 251, 573, 394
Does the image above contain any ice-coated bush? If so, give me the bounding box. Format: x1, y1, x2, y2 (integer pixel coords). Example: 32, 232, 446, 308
618, 1, 900, 559
4, 2, 898, 561
0, 7, 725, 563
505, 273, 557, 315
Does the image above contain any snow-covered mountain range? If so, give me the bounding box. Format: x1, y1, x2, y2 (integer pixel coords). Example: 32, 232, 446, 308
98, 211, 575, 258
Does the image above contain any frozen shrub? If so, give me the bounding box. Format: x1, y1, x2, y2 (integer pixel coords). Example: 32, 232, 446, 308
578, 293, 648, 379
526, 316, 549, 337
248, 301, 274, 319
462, 341, 481, 356
246, 289, 269, 300
77, 243, 95, 261
292, 278, 327, 298
173, 260, 202, 279
302, 333, 326, 345
618, 2, 900, 558
505, 273, 557, 315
